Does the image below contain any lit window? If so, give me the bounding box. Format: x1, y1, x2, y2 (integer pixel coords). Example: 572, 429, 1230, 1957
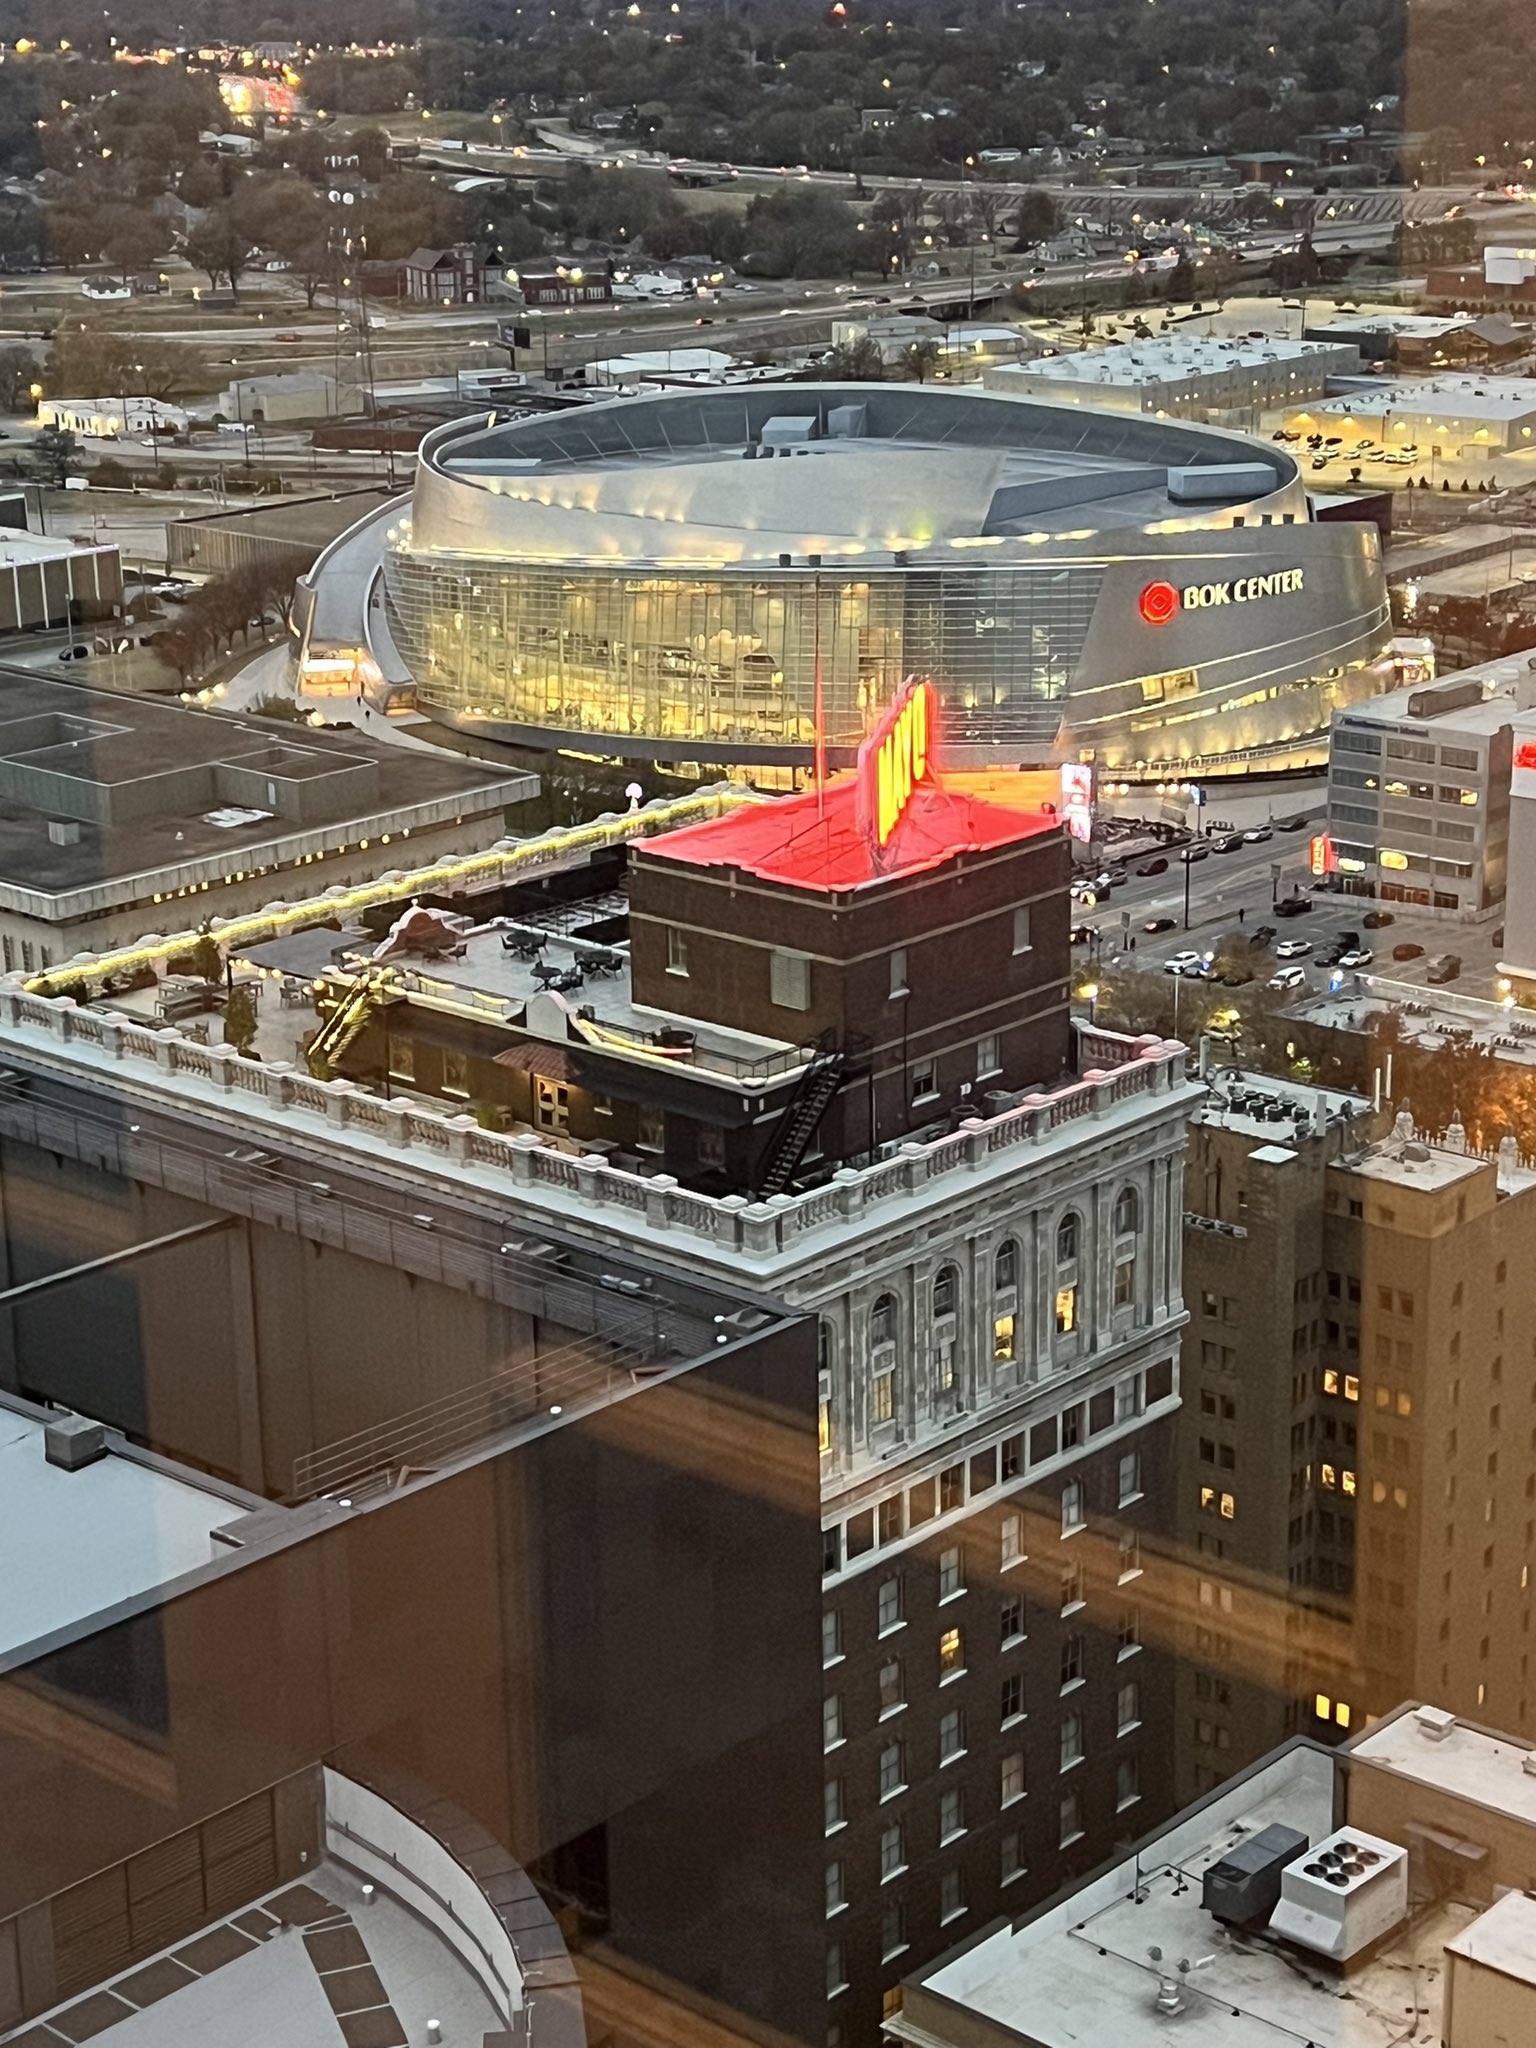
1114, 1257, 1136, 1307
871, 1371, 895, 1427
1314, 1691, 1332, 1721
1220, 1491, 1235, 1519
1055, 1285, 1077, 1334
1342, 1469, 1357, 1496
1344, 1375, 1359, 1402
1321, 1463, 1337, 1490
939, 1627, 964, 1677
818, 1400, 832, 1455
994, 1312, 1016, 1361
1323, 1368, 1341, 1395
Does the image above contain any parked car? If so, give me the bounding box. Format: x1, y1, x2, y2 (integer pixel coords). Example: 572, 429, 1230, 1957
1164, 949, 1206, 973
1336, 948, 1374, 969
1249, 924, 1277, 947
1363, 909, 1395, 929
1136, 857, 1169, 876
1426, 953, 1462, 983
1144, 916, 1177, 934
56, 644, 90, 661
1212, 833, 1244, 852
1392, 941, 1425, 962
1276, 815, 1311, 833
1267, 964, 1308, 991
1242, 825, 1273, 843
1274, 896, 1312, 917
1275, 937, 1313, 959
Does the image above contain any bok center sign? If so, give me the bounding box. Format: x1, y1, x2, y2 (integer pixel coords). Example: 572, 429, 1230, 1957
1140, 568, 1306, 624
858, 675, 936, 852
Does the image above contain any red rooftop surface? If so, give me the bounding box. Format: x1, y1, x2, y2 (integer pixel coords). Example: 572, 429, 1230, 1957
641, 770, 1064, 893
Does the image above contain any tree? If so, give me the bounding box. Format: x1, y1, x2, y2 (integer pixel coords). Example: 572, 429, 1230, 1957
183, 207, 258, 303
29, 426, 80, 488
826, 336, 884, 381
0, 345, 37, 412
1012, 187, 1062, 249
99, 204, 164, 281
903, 338, 942, 384
351, 125, 393, 183
223, 983, 259, 1057
190, 931, 223, 986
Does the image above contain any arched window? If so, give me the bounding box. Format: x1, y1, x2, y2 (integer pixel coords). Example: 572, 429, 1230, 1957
1114, 1186, 1140, 1237
871, 1293, 897, 1347
1056, 1213, 1080, 1266
933, 1265, 959, 1319
994, 1239, 1019, 1293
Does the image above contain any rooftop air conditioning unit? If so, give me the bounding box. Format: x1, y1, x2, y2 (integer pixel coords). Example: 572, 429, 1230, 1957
1415, 1704, 1457, 1741
1203, 1823, 1308, 1929
1268, 1827, 1408, 1967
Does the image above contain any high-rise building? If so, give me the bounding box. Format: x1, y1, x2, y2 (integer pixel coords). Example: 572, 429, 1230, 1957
0, 729, 1204, 2045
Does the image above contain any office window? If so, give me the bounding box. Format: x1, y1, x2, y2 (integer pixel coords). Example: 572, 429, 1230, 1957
1116, 1756, 1141, 1811
1117, 1680, 1140, 1734
1001, 1512, 1024, 1567
770, 948, 811, 1011
1001, 1751, 1026, 1805
879, 1658, 904, 1714
823, 1696, 843, 1749
1060, 1712, 1084, 1771
1013, 904, 1032, 954
824, 1777, 844, 1831
976, 1033, 1001, 1079
938, 1627, 964, 1678
1118, 1452, 1142, 1506
939, 1545, 964, 1600
939, 1868, 966, 1924
880, 1900, 906, 1962
880, 1823, 905, 1880
879, 1740, 905, 1800
1062, 1479, 1085, 1534
939, 1707, 965, 1761
1060, 1790, 1083, 1846
889, 947, 908, 998
1001, 1829, 1027, 1883
1001, 1596, 1025, 1646
666, 927, 688, 976
825, 1862, 846, 1916
823, 1611, 842, 1665
1055, 1285, 1077, 1335
1001, 1674, 1025, 1725
994, 1311, 1016, 1363
940, 1788, 965, 1843
826, 1943, 846, 2000
1114, 1257, 1136, 1307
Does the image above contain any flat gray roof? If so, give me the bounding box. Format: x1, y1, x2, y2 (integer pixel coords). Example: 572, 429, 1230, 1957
0, 1399, 256, 1660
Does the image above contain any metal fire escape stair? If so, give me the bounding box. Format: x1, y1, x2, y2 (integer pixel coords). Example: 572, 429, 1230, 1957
755, 1031, 854, 1198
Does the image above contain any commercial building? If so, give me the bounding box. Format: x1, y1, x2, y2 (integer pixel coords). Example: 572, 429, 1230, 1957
1294, 375, 1536, 455
1304, 310, 1529, 368
218, 370, 364, 423
984, 336, 1361, 421
0, 672, 534, 967
37, 395, 188, 438
833, 316, 1035, 370
362, 382, 1393, 779
584, 346, 734, 388
0, 526, 120, 633
887, 1703, 1536, 2048
1324, 657, 1531, 917
1173, 1066, 1378, 1805
0, 1097, 819, 2047
5, 744, 1204, 2045
1172, 1092, 1536, 1755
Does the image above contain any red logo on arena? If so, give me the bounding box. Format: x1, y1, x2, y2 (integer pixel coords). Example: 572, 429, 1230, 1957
1139, 580, 1180, 627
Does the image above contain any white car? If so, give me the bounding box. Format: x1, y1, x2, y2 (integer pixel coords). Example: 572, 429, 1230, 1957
1267, 964, 1308, 991
1274, 937, 1312, 959
1336, 947, 1373, 969
1162, 949, 1206, 974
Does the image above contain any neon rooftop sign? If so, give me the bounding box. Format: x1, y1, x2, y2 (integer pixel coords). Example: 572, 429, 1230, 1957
858, 677, 936, 850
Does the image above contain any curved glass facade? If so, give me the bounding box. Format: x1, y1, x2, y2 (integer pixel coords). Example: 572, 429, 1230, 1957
383, 550, 1106, 759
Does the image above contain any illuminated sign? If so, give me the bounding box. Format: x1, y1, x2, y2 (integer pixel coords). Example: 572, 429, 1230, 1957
1060, 762, 1094, 843
859, 676, 936, 849
1380, 849, 1408, 871
1309, 832, 1333, 876
1140, 569, 1306, 623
